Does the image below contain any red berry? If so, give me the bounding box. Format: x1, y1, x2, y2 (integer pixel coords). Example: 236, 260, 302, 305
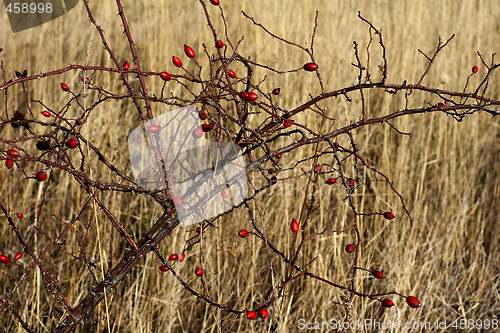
14, 252, 22, 260
283, 121, 292, 128
219, 142, 226, 148
172, 56, 183, 67
66, 139, 78, 149
246, 311, 256, 320
168, 254, 178, 261
76, 119, 83, 125
7, 149, 19, 158
173, 197, 183, 206
258, 308, 268, 319
6, 159, 14, 169
140, 178, 148, 185
179, 253, 185, 262
159, 265, 169, 272
406, 296, 421, 308
228, 70, 236, 78
382, 299, 394, 308
0, 255, 10, 264
201, 123, 214, 132
267, 169, 274, 174
195, 267, 203, 277
199, 112, 207, 120
16, 212, 23, 219
41, 111, 51, 117
221, 190, 227, 198
160, 71, 171, 81
184, 44, 195, 58
372, 271, 384, 279
239, 92, 249, 100
325, 178, 336, 185
192, 128, 203, 139
348, 179, 355, 187
276, 154, 282, 159
148, 125, 162, 133
472, 66, 479, 73
437, 103, 445, 107
272, 88, 280, 95
238, 229, 249, 238
303, 62, 319, 71
122, 61, 130, 70
35, 170, 47, 181
291, 219, 299, 233
383, 211, 395, 220
216, 40, 224, 48
61, 83, 69, 91
210, 0, 220, 5
345, 244, 354, 253
246, 92, 258, 102
314, 165, 322, 173
82, 77, 90, 84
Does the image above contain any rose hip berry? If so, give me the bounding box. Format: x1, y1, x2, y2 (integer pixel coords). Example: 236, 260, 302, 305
168, 254, 178, 261
35, 170, 47, 181
0, 255, 10, 264
382, 299, 394, 308
41, 111, 51, 117
326, 178, 336, 185
239, 92, 249, 100
258, 308, 269, 319
383, 212, 395, 220
195, 267, 203, 277
210, 0, 220, 5
314, 165, 322, 173
246, 311, 256, 320
172, 56, 183, 67
472, 66, 479, 73
272, 88, 281, 95
276, 154, 282, 159
406, 296, 421, 308
16, 212, 23, 219
66, 139, 78, 149
160, 71, 171, 81
199, 112, 207, 120
345, 244, 354, 253
159, 266, 169, 272
238, 229, 249, 238
283, 121, 292, 128
221, 190, 227, 198
303, 62, 319, 71
216, 40, 224, 48
14, 252, 22, 260
6, 159, 14, 169
122, 61, 130, 70
228, 70, 236, 78
148, 125, 162, 133
348, 179, 355, 187
7, 149, 19, 158
246, 92, 258, 102
201, 123, 214, 132
184, 44, 195, 58
291, 219, 299, 233
173, 197, 183, 206
192, 127, 203, 139
179, 253, 185, 262
61, 83, 69, 91
372, 271, 384, 279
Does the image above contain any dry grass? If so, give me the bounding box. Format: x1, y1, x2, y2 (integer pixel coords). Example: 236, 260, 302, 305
1, 0, 500, 332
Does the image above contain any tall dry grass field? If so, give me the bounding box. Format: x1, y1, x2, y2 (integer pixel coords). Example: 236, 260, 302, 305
1, 0, 500, 332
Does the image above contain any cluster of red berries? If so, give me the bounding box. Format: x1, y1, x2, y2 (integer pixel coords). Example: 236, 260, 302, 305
0, 252, 23, 263
246, 308, 268, 320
